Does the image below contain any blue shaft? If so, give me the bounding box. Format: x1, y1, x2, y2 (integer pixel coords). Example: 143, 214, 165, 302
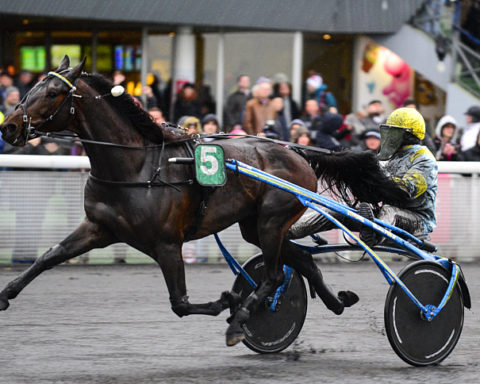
225, 158, 458, 319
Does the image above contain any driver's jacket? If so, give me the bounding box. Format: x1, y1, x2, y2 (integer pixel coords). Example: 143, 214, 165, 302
382, 144, 438, 233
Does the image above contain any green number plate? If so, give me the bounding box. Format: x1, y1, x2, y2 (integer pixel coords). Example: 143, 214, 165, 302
195, 144, 227, 186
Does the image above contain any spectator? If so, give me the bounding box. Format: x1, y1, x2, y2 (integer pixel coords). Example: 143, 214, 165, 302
295, 130, 313, 146
173, 83, 202, 123
37, 72, 49, 83
148, 107, 166, 126
351, 129, 382, 153
142, 85, 158, 110
460, 131, 480, 161
131, 95, 144, 110
289, 119, 308, 143
342, 112, 364, 147
299, 99, 320, 131
15, 70, 34, 98
229, 124, 247, 138
180, 116, 202, 135
243, 81, 276, 135
0, 71, 14, 105
358, 100, 386, 133
433, 115, 461, 161
112, 70, 126, 87
460, 105, 480, 152
311, 112, 343, 151
271, 96, 289, 140
273, 82, 300, 126
202, 113, 220, 134
1, 86, 20, 115
147, 73, 168, 118
198, 84, 216, 116
259, 119, 280, 139
224, 75, 250, 132
305, 74, 337, 112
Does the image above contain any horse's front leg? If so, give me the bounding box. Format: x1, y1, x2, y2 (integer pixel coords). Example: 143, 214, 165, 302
0, 218, 115, 311
153, 242, 240, 317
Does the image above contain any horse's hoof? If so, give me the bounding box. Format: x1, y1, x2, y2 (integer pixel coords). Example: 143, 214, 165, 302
338, 290, 359, 308
0, 295, 10, 311
226, 318, 246, 347
226, 330, 245, 347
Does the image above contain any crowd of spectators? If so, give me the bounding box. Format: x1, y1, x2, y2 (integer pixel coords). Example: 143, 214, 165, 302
3, 67, 480, 162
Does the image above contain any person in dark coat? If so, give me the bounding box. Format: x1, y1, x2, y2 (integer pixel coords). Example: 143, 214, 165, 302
273, 81, 301, 126
460, 131, 480, 161
173, 83, 202, 123
311, 112, 343, 151
224, 74, 251, 132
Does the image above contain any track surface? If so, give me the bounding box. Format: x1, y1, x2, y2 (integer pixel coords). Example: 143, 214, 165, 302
0, 262, 479, 384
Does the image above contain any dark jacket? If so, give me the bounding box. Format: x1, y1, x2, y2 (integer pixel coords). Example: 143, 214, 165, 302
311, 112, 343, 151
173, 97, 202, 123
224, 90, 250, 131
461, 145, 480, 161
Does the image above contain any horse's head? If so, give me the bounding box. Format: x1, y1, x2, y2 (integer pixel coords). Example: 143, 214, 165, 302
0, 55, 85, 146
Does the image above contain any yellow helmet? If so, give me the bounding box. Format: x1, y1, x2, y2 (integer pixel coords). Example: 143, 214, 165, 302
385, 107, 425, 140
378, 108, 426, 160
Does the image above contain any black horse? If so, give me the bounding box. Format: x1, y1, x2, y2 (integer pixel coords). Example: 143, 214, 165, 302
0, 56, 407, 346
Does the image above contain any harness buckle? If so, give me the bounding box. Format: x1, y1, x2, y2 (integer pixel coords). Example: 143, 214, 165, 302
70, 106, 75, 115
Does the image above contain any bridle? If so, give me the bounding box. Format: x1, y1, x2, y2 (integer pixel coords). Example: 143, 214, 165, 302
15, 70, 79, 144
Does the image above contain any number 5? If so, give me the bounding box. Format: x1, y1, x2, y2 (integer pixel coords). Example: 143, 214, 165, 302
200, 146, 219, 176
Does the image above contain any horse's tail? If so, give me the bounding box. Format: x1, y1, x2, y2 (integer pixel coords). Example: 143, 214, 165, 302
304, 149, 408, 207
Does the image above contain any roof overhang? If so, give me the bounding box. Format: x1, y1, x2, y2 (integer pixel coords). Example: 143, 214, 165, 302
0, 0, 427, 34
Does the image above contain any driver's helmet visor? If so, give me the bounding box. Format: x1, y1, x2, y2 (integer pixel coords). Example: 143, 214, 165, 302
378, 124, 413, 160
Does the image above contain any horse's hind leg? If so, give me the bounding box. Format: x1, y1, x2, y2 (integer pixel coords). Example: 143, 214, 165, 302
225, 216, 288, 346
152, 242, 239, 317
282, 241, 359, 315
0, 219, 114, 311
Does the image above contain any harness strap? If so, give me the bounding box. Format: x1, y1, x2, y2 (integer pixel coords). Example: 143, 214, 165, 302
88, 173, 194, 190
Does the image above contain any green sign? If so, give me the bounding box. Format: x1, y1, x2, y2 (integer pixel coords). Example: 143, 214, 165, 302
195, 144, 227, 186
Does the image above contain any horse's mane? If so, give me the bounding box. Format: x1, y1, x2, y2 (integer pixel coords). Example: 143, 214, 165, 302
305, 149, 409, 208
80, 73, 188, 144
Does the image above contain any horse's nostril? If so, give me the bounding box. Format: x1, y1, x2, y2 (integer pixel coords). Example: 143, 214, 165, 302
1, 123, 18, 134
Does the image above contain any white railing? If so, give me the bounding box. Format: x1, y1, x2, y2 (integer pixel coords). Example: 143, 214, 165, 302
0, 155, 479, 264
0, 155, 479, 175
0, 155, 90, 169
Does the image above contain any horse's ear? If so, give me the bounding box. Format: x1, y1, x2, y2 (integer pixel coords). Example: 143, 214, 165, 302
56, 55, 70, 72
66, 57, 86, 82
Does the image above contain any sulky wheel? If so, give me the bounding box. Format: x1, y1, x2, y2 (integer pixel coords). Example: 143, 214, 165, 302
384, 260, 464, 366
231, 253, 308, 354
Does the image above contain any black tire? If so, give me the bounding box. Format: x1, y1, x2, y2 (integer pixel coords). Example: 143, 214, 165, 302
231, 254, 308, 353
384, 260, 464, 366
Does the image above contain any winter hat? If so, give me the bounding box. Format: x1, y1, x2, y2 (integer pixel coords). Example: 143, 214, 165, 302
362, 129, 381, 140
306, 75, 323, 90
289, 119, 306, 129
182, 116, 202, 133
202, 113, 219, 125
5, 86, 19, 98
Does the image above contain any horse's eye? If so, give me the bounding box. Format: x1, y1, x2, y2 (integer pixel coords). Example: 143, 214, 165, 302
47, 92, 57, 98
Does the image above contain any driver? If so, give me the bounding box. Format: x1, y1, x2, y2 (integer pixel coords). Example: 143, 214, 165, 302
289, 107, 438, 246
